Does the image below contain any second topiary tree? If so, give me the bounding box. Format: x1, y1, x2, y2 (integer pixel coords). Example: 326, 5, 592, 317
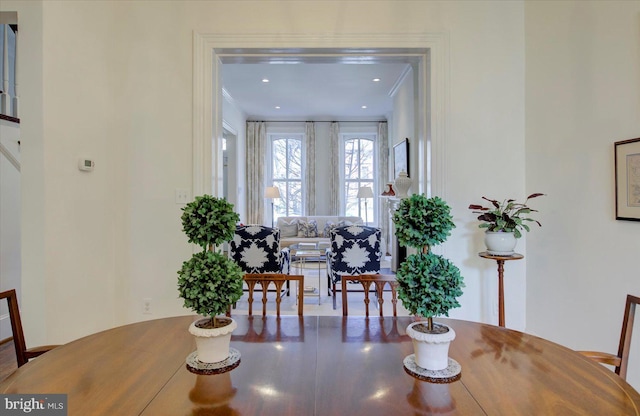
392, 194, 464, 332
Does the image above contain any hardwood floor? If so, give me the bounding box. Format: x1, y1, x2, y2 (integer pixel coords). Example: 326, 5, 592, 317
0, 339, 17, 383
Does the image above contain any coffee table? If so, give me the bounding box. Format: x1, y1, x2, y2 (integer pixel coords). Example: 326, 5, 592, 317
290, 246, 324, 305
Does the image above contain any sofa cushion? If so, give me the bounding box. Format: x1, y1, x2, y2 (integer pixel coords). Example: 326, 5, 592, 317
276, 216, 364, 248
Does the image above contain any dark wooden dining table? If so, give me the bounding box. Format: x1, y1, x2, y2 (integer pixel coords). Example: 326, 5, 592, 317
1, 315, 639, 415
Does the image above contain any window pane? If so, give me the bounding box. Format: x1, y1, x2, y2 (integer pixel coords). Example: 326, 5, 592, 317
273, 139, 288, 179
344, 139, 358, 179
342, 136, 376, 223
360, 140, 374, 179
344, 182, 360, 217
288, 139, 302, 179
287, 181, 302, 215
270, 135, 304, 219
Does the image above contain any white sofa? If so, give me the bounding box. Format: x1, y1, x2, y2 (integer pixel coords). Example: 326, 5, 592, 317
276, 216, 363, 248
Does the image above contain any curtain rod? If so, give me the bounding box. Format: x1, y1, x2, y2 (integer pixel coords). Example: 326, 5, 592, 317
248, 120, 387, 123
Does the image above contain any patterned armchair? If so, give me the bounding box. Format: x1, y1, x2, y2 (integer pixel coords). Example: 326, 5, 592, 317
229, 225, 291, 275
326, 225, 382, 309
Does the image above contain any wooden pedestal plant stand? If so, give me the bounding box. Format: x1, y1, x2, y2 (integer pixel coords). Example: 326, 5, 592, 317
392, 194, 464, 383
177, 195, 244, 370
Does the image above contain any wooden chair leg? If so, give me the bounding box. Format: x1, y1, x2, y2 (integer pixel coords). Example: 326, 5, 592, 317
342, 279, 348, 316
374, 281, 385, 317
274, 281, 285, 318
362, 281, 373, 318
247, 282, 255, 316
296, 276, 304, 316
259, 281, 269, 316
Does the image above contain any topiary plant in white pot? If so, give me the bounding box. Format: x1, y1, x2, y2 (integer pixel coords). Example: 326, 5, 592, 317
178, 195, 244, 364
392, 194, 464, 376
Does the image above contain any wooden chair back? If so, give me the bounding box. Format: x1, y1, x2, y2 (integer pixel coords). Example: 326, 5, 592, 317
243, 274, 304, 317
342, 274, 398, 317
1, 289, 59, 367
579, 293, 639, 380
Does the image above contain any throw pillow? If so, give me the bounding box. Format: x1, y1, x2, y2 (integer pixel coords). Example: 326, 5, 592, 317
323, 221, 337, 238
279, 219, 299, 238
297, 219, 319, 237
297, 220, 308, 237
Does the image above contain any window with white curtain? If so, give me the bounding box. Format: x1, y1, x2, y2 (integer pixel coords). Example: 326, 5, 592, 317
269, 133, 304, 220
342, 134, 376, 222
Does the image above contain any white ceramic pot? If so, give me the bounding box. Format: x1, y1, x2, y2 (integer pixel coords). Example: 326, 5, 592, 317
189, 317, 237, 363
406, 321, 456, 371
394, 170, 412, 198
484, 231, 517, 256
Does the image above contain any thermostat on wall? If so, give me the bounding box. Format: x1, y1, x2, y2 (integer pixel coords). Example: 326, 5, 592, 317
78, 158, 95, 171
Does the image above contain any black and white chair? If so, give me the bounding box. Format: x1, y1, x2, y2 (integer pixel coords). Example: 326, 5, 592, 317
229, 225, 291, 296
326, 225, 382, 309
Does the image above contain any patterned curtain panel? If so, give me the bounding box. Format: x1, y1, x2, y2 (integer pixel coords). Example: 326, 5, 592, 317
377, 122, 389, 252
246, 121, 266, 224
305, 122, 316, 215
329, 122, 340, 215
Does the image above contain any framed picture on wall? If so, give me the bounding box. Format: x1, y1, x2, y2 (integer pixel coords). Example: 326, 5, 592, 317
393, 138, 410, 178
615, 137, 640, 221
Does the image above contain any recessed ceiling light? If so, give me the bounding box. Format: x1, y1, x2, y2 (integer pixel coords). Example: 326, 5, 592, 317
361, 105, 367, 109
372, 78, 381, 82
262, 78, 270, 83
275, 106, 281, 109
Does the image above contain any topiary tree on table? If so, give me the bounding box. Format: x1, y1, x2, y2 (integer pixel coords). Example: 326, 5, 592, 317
177, 195, 244, 328
392, 194, 464, 332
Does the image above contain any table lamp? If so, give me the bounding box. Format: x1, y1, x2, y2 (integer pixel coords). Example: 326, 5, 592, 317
357, 186, 374, 225
264, 186, 281, 227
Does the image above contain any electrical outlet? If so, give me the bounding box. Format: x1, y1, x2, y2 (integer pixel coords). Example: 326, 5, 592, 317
175, 188, 189, 204
143, 298, 152, 314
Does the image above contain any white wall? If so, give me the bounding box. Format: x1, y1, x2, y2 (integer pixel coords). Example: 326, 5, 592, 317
0, 119, 21, 341
390, 66, 416, 184
2, 0, 528, 353
223, 94, 247, 220
525, 1, 640, 390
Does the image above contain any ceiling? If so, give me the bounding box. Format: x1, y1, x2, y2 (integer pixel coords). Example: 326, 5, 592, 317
221, 62, 410, 121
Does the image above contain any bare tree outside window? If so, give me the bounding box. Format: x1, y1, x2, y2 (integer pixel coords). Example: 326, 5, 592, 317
343, 136, 375, 221
271, 135, 303, 220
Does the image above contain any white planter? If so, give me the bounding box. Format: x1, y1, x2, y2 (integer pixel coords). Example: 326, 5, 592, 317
189, 317, 237, 363
406, 321, 456, 371
484, 231, 517, 255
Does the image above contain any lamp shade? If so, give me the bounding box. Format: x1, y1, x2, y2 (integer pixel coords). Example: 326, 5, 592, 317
357, 186, 374, 199
264, 186, 281, 199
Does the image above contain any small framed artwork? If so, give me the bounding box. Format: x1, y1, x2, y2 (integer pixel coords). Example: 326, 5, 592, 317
615, 137, 640, 221
393, 138, 410, 178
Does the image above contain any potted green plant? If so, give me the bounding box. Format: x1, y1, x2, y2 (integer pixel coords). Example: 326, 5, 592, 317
468, 193, 544, 255
392, 194, 464, 373
178, 195, 244, 363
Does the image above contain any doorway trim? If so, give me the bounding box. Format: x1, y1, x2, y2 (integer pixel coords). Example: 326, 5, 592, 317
192, 33, 449, 200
